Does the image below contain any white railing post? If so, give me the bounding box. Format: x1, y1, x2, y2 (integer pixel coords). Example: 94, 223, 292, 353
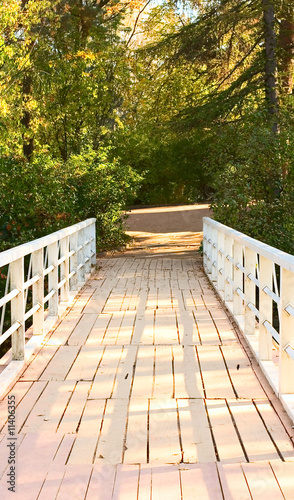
32, 249, 44, 335
85, 225, 91, 275
233, 241, 243, 316
91, 220, 96, 266
259, 256, 273, 360
69, 232, 78, 291
60, 236, 69, 302
217, 230, 225, 298
10, 257, 25, 360
203, 220, 208, 273
244, 248, 256, 336
207, 223, 213, 275
78, 228, 86, 284
211, 227, 218, 283
48, 241, 58, 317
279, 268, 294, 394
224, 235, 233, 302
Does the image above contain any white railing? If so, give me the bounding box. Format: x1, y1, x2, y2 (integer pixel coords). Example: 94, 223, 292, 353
0, 218, 96, 394
203, 217, 294, 422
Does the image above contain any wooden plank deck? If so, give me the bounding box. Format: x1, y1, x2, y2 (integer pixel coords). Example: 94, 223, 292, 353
0, 254, 294, 499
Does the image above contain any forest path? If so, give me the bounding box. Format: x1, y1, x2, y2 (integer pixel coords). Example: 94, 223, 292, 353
124, 203, 211, 256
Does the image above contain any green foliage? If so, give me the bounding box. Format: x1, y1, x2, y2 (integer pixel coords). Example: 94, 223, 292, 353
210, 114, 294, 254
66, 149, 142, 250
0, 149, 141, 252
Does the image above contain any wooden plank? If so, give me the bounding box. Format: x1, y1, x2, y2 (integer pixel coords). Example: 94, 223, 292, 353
86, 464, 116, 500
102, 312, 124, 345
221, 345, 266, 399
131, 346, 154, 399
228, 400, 280, 461
67, 313, 98, 346
22, 381, 75, 433
95, 399, 129, 465
172, 345, 204, 398
83, 288, 112, 315
132, 310, 154, 345
1, 432, 62, 499
40, 346, 80, 381
153, 346, 173, 399
270, 460, 294, 499
68, 399, 105, 465
195, 311, 220, 345
206, 399, 246, 463
3, 381, 48, 434
112, 345, 137, 399
84, 314, 112, 345
89, 346, 122, 399
254, 400, 294, 461
176, 310, 200, 345
45, 312, 81, 346
146, 288, 158, 310
66, 345, 104, 382
212, 317, 237, 344
149, 398, 181, 464
179, 289, 196, 311
242, 462, 284, 499
57, 381, 91, 434
138, 465, 152, 500
197, 345, 236, 398
56, 464, 92, 499
124, 398, 148, 464
37, 435, 76, 500
71, 289, 95, 314
217, 463, 251, 500
151, 464, 181, 500
20, 346, 59, 381
0, 381, 32, 432
180, 463, 223, 500
154, 309, 178, 344
103, 291, 126, 314
0, 433, 26, 481
177, 399, 216, 463
112, 464, 140, 500
116, 311, 136, 345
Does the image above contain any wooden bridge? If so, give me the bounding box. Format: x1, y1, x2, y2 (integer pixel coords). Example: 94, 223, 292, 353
0, 205, 294, 499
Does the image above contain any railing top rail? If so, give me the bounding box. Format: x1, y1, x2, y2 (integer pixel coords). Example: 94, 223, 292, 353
0, 218, 96, 268
203, 217, 294, 273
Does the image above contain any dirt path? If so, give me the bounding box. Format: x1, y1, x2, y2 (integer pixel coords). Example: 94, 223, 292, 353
124, 204, 212, 257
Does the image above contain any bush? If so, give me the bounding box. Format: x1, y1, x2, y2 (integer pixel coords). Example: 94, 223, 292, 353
210, 115, 294, 254
0, 149, 142, 252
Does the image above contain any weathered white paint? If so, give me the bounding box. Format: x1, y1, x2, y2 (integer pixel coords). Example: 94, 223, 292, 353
203, 217, 294, 423
0, 218, 96, 396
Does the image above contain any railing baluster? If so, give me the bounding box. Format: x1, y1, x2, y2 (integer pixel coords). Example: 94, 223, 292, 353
279, 267, 294, 394
69, 231, 78, 291
48, 241, 58, 317
259, 255, 273, 360
224, 235, 233, 302
233, 241, 243, 316
244, 247, 256, 336
32, 249, 44, 335
91, 220, 96, 266
60, 236, 69, 302
10, 257, 25, 360
78, 228, 86, 284
217, 230, 225, 298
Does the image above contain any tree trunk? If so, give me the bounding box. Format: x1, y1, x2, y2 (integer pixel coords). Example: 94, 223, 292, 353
262, 0, 279, 132
21, 74, 34, 160
21, 0, 34, 160
278, 4, 294, 94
